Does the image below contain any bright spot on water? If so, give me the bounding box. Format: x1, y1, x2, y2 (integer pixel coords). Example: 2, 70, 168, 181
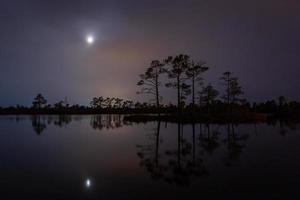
85, 178, 91, 188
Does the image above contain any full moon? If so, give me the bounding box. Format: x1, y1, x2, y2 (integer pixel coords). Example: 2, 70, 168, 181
86, 35, 94, 44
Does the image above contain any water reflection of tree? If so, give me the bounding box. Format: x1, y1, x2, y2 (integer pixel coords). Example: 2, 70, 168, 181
199, 123, 249, 166
31, 115, 74, 134
45, 115, 72, 127
137, 122, 260, 186
137, 121, 167, 180
137, 122, 207, 186
279, 119, 298, 136
199, 123, 220, 155
30, 115, 128, 134
31, 115, 47, 135
166, 123, 208, 186
53, 115, 72, 127
223, 124, 249, 166
90, 115, 124, 130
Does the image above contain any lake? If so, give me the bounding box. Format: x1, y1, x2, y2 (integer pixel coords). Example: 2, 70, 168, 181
0, 115, 299, 199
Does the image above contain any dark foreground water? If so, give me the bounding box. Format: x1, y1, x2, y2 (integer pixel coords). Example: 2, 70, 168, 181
0, 115, 299, 199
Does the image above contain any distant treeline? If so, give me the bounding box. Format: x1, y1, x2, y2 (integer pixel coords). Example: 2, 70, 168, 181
0, 93, 299, 117
0, 54, 299, 117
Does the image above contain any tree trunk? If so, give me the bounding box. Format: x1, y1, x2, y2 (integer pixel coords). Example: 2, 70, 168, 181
177, 74, 180, 112
227, 77, 230, 105
155, 72, 160, 116
227, 75, 230, 113
192, 74, 195, 111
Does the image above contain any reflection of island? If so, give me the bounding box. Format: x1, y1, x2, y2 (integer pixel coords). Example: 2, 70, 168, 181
278, 119, 298, 136
265, 119, 299, 136
30, 115, 131, 134
90, 115, 128, 130
199, 123, 220, 155
53, 115, 72, 127
31, 115, 76, 135
136, 122, 257, 186
31, 115, 47, 135
136, 121, 166, 180
137, 122, 208, 186
223, 124, 248, 166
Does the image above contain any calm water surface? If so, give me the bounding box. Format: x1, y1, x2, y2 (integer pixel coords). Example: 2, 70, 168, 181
0, 115, 299, 199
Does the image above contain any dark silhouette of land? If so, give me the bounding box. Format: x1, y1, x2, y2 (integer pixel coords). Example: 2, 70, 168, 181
0, 54, 300, 123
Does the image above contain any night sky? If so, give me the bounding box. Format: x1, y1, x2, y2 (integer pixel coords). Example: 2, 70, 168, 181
0, 0, 299, 106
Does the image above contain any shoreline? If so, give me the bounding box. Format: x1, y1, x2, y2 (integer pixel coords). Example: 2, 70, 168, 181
0, 112, 299, 124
